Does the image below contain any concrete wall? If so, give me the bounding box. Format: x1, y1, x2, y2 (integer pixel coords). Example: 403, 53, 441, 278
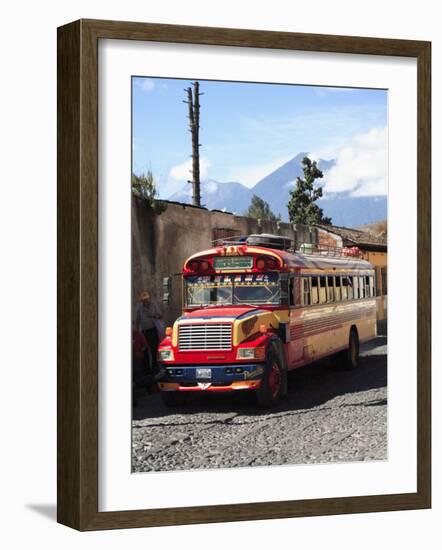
132, 198, 316, 326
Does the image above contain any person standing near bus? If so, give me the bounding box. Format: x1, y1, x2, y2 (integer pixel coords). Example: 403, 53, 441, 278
136, 290, 162, 372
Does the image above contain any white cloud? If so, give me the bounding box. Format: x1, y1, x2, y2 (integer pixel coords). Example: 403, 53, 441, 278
135, 78, 155, 92
309, 139, 346, 162
169, 156, 211, 182
315, 86, 357, 97
205, 180, 218, 193
321, 127, 388, 197
315, 86, 354, 97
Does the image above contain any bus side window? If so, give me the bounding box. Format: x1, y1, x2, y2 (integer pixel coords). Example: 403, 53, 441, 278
302, 277, 311, 306
369, 274, 375, 297
365, 275, 370, 297
311, 276, 319, 304
294, 277, 302, 306
354, 275, 359, 299
326, 276, 334, 302
341, 276, 348, 301
347, 276, 354, 300
359, 276, 365, 298
381, 267, 388, 296
319, 276, 327, 303
288, 275, 294, 306
334, 276, 341, 302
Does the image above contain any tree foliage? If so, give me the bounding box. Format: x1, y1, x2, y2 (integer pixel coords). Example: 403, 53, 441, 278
131, 171, 167, 214
245, 194, 280, 221
287, 156, 332, 225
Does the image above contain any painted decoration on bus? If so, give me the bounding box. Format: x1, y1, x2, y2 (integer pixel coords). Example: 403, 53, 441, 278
185, 273, 280, 306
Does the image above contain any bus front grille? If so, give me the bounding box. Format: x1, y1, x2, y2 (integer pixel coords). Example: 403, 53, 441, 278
178, 323, 232, 351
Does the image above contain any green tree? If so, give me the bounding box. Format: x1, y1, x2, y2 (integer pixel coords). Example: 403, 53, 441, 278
131, 171, 167, 214
287, 156, 332, 225
245, 194, 280, 221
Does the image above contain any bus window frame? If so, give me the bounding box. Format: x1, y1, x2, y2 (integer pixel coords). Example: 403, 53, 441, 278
287, 272, 299, 309
340, 275, 348, 301
369, 274, 375, 297
341, 274, 353, 301
354, 274, 359, 299
326, 275, 335, 303
319, 275, 327, 304
364, 274, 370, 297
291, 269, 377, 308
311, 275, 319, 305
279, 272, 290, 307
302, 276, 311, 306
359, 276, 365, 299
334, 275, 342, 302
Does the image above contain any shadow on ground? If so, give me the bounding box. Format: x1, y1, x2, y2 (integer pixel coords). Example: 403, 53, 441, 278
133, 335, 387, 421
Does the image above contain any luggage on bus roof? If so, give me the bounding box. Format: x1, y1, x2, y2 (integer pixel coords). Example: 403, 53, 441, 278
246, 234, 292, 250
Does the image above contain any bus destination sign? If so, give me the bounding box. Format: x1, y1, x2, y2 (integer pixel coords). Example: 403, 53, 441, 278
213, 256, 253, 270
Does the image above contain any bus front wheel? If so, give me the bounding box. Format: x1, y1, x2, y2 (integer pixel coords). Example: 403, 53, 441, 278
256, 347, 284, 408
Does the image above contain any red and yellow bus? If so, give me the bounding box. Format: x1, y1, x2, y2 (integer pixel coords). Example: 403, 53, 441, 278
157, 234, 377, 407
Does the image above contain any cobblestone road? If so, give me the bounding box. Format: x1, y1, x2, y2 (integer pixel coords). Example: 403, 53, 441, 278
132, 334, 387, 472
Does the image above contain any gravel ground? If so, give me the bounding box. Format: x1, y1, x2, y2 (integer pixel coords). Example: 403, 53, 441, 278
132, 334, 387, 472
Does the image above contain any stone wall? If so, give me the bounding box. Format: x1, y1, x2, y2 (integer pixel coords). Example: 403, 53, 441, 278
132, 198, 316, 326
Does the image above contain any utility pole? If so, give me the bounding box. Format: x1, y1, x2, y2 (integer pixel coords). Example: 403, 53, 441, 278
184, 81, 202, 206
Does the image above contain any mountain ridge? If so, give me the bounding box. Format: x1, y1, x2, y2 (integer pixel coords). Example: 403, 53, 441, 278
168, 153, 387, 227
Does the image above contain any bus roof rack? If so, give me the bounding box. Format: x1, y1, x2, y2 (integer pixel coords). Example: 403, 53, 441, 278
211, 235, 248, 246
246, 234, 293, 250
212, 233, 294, 250
297, 242, 363, 258
210, 234, 362, 258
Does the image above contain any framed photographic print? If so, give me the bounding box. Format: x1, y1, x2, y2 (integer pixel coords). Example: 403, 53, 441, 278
57, 19, 431, 530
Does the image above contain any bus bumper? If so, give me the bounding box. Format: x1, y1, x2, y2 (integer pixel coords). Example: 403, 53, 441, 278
156, 363, 264, 392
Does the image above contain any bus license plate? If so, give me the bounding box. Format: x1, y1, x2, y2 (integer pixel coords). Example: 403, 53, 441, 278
196, 368, 211, 379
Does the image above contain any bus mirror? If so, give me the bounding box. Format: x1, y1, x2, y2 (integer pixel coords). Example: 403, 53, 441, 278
162, 277, 171, 304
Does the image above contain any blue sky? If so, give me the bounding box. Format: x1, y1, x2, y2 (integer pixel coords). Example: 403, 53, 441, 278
132, 77, 387, 199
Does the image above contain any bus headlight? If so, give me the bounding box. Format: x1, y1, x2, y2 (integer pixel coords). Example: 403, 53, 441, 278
236, 347, 265, 360
158, 349, 174, 361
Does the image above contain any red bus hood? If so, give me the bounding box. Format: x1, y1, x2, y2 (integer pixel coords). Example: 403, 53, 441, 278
160, 305, 280, 363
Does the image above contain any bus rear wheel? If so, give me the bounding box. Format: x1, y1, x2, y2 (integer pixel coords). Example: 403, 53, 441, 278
343, 328, 359, 370
332, 327, 359, 370
256, 348, 284, 408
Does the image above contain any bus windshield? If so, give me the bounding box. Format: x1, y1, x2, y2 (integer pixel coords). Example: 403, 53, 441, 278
185, 273, 281, 307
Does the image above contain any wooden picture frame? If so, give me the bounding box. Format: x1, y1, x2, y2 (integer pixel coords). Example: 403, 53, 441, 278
57, 19, 431, 531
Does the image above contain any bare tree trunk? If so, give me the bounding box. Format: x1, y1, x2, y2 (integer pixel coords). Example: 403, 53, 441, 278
186, 82, 201, 207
